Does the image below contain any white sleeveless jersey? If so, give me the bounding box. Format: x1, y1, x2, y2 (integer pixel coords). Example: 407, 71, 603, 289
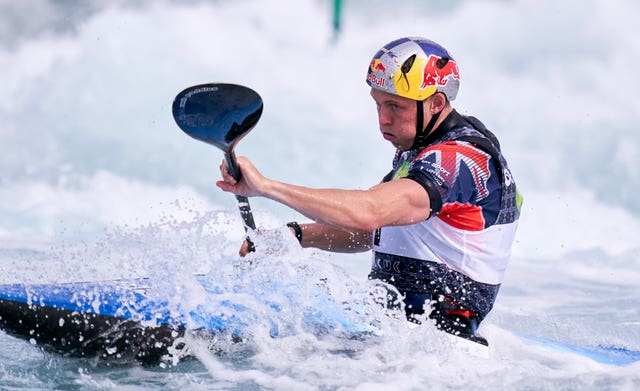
371, 112, 521, 285
373, 217, 517, 284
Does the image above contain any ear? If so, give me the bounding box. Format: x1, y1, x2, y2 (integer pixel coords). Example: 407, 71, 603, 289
428, 93, 447, 114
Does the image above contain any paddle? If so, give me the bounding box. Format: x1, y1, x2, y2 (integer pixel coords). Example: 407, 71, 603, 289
172, 83, 263, 251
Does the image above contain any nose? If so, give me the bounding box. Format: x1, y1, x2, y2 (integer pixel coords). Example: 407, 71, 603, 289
377, 106, 392, 128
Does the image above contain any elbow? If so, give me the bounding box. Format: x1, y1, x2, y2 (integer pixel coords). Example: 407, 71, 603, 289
350, 220, 378, 233
348, 211, 385, 232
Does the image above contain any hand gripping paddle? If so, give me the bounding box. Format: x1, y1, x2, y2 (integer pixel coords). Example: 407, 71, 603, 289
172, 83, 263, 251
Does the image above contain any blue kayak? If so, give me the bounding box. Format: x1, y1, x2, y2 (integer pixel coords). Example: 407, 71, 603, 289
0, 276, 371, 364
0, 276, 638, 366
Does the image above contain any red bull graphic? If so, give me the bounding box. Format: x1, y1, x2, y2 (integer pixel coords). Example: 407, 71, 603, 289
370, 59, 386, 74
367, 58, 386, 87
420, 55, 459, 90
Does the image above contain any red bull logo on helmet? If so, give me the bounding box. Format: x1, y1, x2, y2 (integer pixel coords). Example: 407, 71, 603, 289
420, 55, 459, 89
370, 59, 386, 74
368, 58, 386, 87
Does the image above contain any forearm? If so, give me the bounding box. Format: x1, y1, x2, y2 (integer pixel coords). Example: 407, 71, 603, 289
263, 180, 383, 232
218, 157, 431, 231
297, 222, 372, 253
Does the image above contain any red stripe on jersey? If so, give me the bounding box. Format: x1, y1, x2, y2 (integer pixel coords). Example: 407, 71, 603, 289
438, 202, 485, 231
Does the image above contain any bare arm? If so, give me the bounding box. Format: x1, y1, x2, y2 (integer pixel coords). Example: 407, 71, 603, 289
237, 222, 371, 256
297, 222, 372, 253
217, 157, 431, 232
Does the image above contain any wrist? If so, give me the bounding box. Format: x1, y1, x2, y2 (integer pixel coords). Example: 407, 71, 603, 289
258, 177, 278, 198
286, 221, 303, 244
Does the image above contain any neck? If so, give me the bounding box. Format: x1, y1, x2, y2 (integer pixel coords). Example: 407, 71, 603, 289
425, 105, 452, 137
410, 104, 453, 150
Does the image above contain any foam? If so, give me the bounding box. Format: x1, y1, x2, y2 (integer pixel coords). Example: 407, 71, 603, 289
0, 0, 639, 388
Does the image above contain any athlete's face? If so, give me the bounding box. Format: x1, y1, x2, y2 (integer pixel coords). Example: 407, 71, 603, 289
370, 89, 420, 151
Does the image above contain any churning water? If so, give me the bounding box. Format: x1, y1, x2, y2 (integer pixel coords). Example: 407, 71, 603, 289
1, 0, 639, 389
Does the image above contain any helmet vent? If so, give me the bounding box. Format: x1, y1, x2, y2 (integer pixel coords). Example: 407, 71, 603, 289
401, 54, 417, 73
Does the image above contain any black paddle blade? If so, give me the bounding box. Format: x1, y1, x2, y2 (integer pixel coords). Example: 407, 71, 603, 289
172, 83, 263, 152
172, 83, 260, 238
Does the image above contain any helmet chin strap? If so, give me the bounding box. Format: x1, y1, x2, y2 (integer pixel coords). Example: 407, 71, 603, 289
411, 99, 442, 150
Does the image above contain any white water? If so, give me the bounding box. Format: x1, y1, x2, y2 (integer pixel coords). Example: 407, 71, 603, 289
1, 0, 639, 389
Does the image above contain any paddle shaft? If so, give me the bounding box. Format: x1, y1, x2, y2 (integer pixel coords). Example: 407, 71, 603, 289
225, 151, 257, 251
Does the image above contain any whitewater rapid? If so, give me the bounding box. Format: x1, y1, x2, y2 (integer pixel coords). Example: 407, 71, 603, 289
1, 0, 639, 389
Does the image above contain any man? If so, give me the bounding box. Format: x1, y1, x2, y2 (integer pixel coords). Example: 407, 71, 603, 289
217, 37, 522, 344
